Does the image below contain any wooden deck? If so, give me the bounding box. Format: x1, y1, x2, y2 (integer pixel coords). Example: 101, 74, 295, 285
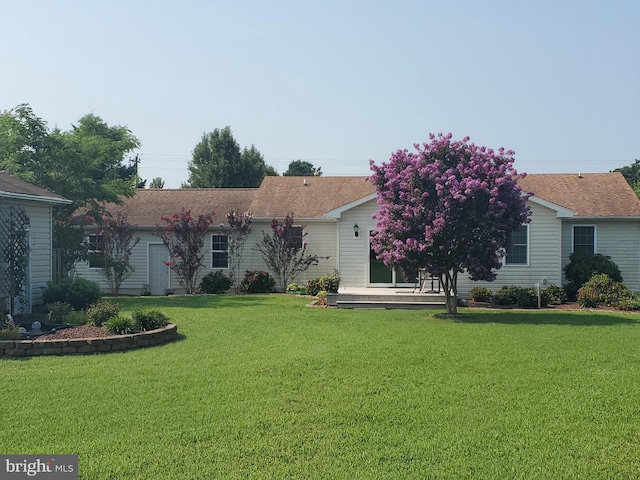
328, 288, 448, 310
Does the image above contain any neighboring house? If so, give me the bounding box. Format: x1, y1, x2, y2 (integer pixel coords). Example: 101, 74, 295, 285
0, 172, 71, 314
75, 172, 640, 297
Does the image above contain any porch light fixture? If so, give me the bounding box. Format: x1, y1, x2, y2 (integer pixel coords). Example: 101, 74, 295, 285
353, 224, 359, 238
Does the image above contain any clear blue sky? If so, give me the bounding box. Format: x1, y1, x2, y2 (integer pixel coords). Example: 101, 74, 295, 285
1, 0, 638, 188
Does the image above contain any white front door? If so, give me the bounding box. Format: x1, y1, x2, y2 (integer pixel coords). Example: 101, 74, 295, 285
148, 244, 169, 295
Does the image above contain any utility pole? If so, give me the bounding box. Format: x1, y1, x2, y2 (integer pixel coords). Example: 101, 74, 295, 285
131, 154, 144, 188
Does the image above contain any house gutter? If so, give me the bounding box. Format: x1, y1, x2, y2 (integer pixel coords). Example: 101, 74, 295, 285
0, 191, 72, 205
568, 216, 640, 221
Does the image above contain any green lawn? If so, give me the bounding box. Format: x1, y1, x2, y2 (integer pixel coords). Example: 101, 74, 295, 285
1, 295, 639, 479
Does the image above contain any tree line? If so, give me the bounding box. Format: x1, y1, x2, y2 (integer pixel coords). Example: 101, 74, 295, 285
0, 103, 323, 286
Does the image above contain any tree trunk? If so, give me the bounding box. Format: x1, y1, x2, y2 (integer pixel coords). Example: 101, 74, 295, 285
440, 271, 459, 316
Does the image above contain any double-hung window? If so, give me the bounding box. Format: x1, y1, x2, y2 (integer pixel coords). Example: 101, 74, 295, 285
505, 225, 529, 265
212, 234, 229, 269
87, 233, 105, 268
573, 225, 596, 254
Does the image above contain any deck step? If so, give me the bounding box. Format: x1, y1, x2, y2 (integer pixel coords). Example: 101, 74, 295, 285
336, 300, 446, 310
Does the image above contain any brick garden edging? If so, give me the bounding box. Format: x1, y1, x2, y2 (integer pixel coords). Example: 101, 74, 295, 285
0, 323, 178, 358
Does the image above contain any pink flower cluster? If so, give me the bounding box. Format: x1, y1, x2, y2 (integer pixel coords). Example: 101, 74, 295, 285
369, 133, 530, 282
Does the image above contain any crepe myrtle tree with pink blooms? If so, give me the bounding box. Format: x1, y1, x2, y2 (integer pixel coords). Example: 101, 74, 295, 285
156, 209, 215, 294
369, 133, 531, 315
91, 209, 140, 296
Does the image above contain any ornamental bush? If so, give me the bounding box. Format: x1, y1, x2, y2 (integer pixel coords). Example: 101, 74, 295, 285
306, 272, 341, 296
47, 302, 74, 323
200, 270, 233, 294
87, 300, 120, 327
493, 286, 520, 306
286, 283, 307, 294
564, 252, 623, 300
104, 315, 134, 335
469, 287, 493, 303
131, 309, 168, 331
493, 285, 548, 308
616, 296, 640, 311
42, 278, 102, 311
576, 274, 632, 308
241, 270, 275, 293
543, 284, 567, 305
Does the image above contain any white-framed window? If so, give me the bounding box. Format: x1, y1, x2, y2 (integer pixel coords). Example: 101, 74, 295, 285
212, 234, 228, 269
572, 225, 596, 254
87, 233, 105, 268
505, 225, 529, 265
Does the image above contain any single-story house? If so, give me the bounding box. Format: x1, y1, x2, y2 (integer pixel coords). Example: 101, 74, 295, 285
74, 172, 640, 297
0, 172, 71, 313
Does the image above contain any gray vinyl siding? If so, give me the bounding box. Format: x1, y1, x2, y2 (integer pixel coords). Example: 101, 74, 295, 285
75, 231, 155, 295
457, 202, 563, 298
76, 221, 339, 294
562, 220, 640, 293
24, 203, 53, 307
335, 200, 380, 288
242, 220, 338, 290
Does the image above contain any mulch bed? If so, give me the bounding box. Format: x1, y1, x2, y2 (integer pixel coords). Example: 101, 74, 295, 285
35, 325, 110, 340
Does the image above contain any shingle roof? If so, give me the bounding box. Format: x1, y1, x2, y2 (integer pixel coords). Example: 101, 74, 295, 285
0, 171, 69, 203
106, 188, 256, 226
249, 176, 375, 218
518, 172, 640, 217
102, 172, 640, 226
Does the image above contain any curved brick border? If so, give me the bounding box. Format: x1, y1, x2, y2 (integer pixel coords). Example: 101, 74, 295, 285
0, 323, 178, 358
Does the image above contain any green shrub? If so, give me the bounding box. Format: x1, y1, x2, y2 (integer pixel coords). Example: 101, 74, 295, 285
131, 309, 169, 331
65, 311, 89, 326
616, 296, 640, 311
200, 271, 233, 294
104, 315, 135, 335
469, 287, 493, 303
87, 300, 120, 327
493, 286, 520, 306
241, 270, 275, 294
47, 302, 74, 323
286, 283, 306, 294
43, 278, 102, 311
564, 252, 623, 300
576, 285, 599, 308
515, 287, 548, 308
544, 284, 567, 305
576, 274, 632, 308
306, 272, 341, 296
492, 285, 548, 308
0, 328, 21, 340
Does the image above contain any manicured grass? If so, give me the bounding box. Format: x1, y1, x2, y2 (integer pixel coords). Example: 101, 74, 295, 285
2, 295, 640, 479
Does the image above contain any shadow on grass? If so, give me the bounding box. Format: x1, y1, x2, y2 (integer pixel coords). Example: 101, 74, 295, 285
452, 309, 640, 326
110, 294, 276, 309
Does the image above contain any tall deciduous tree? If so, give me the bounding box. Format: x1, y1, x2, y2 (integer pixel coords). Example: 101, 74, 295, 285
149, 177, 165, 189
369, 133, 530, 315
0, 104, 141, 276
614, 159, 640, 197
186, 127, 276, 188
0, 105, 140, 218
93, 209, 140, 295
283, 160, 322, 177
155, 209, 215, 294
254, 214, 319, 292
